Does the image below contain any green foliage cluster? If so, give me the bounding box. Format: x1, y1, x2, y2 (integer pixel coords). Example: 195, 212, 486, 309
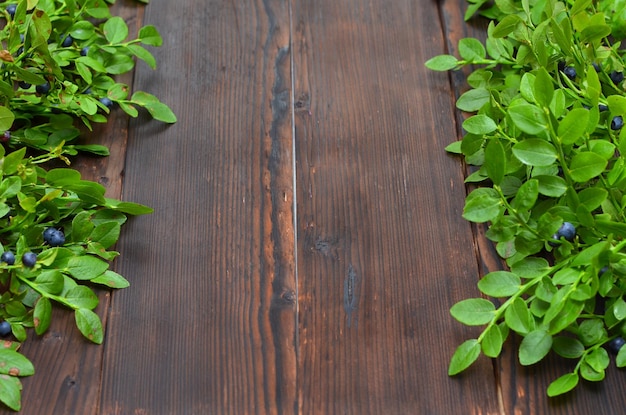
0, 0, 173, 411
0, 0, 176, 155
427, 0, 626, 397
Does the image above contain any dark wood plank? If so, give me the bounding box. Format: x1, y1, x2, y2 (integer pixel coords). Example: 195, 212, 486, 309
99, 0, 297, 414
2, 2, 143, 414
292, 1, 500, 413
440, 1, 626, 414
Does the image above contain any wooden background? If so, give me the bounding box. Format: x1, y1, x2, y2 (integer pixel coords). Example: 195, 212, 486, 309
5, 0, 626, 414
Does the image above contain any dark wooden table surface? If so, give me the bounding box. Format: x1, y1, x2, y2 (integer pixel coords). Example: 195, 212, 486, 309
5, 0, 626, 414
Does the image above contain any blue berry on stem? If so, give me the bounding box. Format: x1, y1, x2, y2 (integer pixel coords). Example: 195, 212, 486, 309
36, 81, 51, 95
5, 4, 16, 18
61, 34, 73, 48
611, 71, 624, 84
563, 66, 577, 80
80, 46, 89, 56
0, 321, 11, 337
43, 228, 65, 247
99, 97, 113, 109
22, 252, 37, 268
552, 222, 576, 244
608, 337, 626, 354
611, 115, 624, 131
599, 104, 609, 112
1, 251, 15, 265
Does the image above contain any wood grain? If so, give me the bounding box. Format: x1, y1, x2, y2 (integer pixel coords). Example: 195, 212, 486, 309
99, 0, 297, 414
292, 1, 500, 413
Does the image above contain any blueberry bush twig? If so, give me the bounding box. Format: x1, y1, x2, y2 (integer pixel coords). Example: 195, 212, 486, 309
0, 0, 174, 411
427, 0, 626, 397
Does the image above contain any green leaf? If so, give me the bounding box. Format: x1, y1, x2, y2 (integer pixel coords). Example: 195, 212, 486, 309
571, 241, 608, 267
445, 141, 462, 154
580, 360, 605, 382
0, 349, 34, 376
492, 14, 524, 38
450, 298, 496, 326
33, 297, 52, 335
75, 308, 103, 344
571, 0, 593, 16
89, 222, 121, 249
477, 271, 521, 297
463, 188, 502, 223
0, 107, 15, 132
463, 114, 497, 135
484, 139, 506, 185
616, 344, 626, 367
552, 336, 584, 359
142, 101, 177, 123
64, 286, 99, 310
104, 198, 153, 215
535, 175, 567, 197
456, 88, 491, 112
69, 20, 95, 40
91, 270, 130, 289
66, 255, 110, 280
0, 375, 23, 411
512, 139, 557, 166
558, 108, 589, 145
519, 329, 552, 365
34, 270, 64, 295
481, 324, 504, 358
138, 25, 163, 46
103, 16, 129, 44
448, 339, 481, 375
424, 55, 459, 71
511, 179, 538, 211
128, 44, 157, 69
505, 297, 535, 335
458, 38, 486, 61
534, 68, 554, 107
547, 373, 579, 397
509, 103, 548, 135
569, 152, 607, 182
46, 168, 82, 186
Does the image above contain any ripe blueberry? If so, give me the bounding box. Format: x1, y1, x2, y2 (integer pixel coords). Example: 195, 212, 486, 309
61, 34, 73, 48
0, 321, 10, 337
611, 115, 624, 131
99, 97, 113, 109
43, 228, 65, 247
22, 252, 37, 268
599, 103, 609, 112
36, 82, 51, 94
563, 66, 577, 81
610, 71, 624, 84
592, 63, 601, 72
553, 221, 576, 242
1, 251, 15, 265
558, 61, 566, 72
80, 46, 89, 56
5, 4, 16, 18
608, 337, 626, 354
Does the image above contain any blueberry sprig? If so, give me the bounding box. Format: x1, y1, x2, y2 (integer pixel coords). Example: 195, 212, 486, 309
0, 0, 176, 156
428, 0, 626, 397
0, 0, 169, 411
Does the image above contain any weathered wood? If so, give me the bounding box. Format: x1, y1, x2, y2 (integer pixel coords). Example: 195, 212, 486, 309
99, 0, 297, 414
292, 1, 500, 413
